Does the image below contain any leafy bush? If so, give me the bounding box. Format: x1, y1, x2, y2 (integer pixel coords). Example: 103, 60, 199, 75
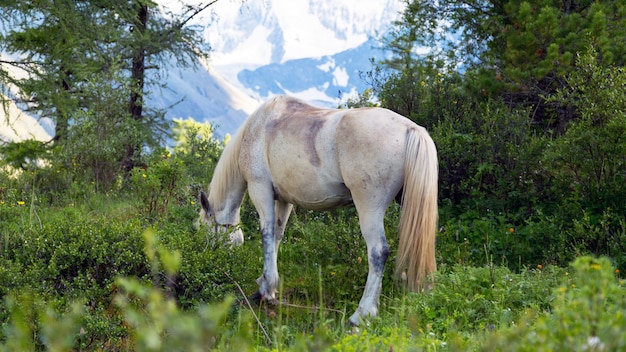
483, 256, 626, 351
2, 203, 625, 352
0, 201, 148, 348
400, 264, 561, 336
128, 118, 225, 220
170, 117, 224, 182
0, 228, 255, 351
130, 149, 188, 220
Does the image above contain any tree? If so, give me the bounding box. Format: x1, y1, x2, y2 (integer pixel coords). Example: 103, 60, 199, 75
544, 49, 626, 213
118, 0, 219, 177
373, 1, 626, 268
0, 0, 111, 142
383, 0, 626, 128
0, 0, 221, 187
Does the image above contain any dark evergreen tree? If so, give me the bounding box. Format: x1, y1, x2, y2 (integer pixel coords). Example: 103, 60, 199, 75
0, 0, 221, 187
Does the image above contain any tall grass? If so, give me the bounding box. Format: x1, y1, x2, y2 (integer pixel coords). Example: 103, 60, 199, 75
1, 195, 624, 351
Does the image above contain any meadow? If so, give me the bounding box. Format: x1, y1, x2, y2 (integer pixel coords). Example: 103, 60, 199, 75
1, 178, 624, 351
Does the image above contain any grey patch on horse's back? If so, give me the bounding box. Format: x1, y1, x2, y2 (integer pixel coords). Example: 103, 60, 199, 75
266, 98, 327, 167
304, 118, 324, 166
284, 96, 318, 112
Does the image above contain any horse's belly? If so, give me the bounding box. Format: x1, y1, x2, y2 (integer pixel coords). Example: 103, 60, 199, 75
275, 179, 352, 210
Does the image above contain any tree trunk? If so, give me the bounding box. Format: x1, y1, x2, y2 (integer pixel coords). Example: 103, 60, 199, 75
122, 2, 148, 179
53, 69, 72, 143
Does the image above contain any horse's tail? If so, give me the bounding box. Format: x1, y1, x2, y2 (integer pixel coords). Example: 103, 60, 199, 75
396, 128, 438, 291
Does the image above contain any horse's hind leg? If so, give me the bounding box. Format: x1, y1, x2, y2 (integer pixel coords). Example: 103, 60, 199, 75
349, 207, 389, 326
274, 200, 293, 252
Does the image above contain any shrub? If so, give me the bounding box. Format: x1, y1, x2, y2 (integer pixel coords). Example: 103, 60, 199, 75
483, 256, 626, 351
544, 49, 626, 215
130, 149, 188, 220
0, 202, 148, 348
0, 229, 255, 351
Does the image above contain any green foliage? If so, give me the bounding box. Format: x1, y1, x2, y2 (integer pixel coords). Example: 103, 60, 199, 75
0, 205, 148, 298
1, 294, 85, 352
57, 67, 143, 191
0, 225, 255, 351
0, 139, 49, 170
338, 88, 379, 108
113, 229, 253, 351
484, 256, 626, 351
375, 14, 625, 272
0, 0, 215, 189
544, 49, 626, 213
130, 150, 187, 219
170, 117, 224, 182
1, 186, 625, 351
385, 0, 626, 128
401, 264, 562, 337
128, 119, 224, 219
432, 99, 546, 217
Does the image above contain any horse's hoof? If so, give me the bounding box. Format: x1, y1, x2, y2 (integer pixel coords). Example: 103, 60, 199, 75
249, 291, 263, 304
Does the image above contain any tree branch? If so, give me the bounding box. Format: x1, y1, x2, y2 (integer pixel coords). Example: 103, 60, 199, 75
177, 0, 221, 30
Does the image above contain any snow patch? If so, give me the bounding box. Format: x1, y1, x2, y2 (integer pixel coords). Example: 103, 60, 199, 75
1, 94, 51, 143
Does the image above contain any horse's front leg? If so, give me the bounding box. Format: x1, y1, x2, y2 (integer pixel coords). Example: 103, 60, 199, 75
248, 184, 279, 303
257, 220, 279, 302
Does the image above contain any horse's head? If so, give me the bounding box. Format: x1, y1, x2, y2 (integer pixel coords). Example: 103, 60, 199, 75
197, 190, 244, 246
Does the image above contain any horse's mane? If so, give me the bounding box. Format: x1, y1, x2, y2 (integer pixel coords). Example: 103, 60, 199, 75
208, 117, 249, 207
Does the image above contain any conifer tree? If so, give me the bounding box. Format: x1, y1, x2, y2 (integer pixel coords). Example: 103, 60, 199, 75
383, 0, 626, 127
0, 0, 220, 185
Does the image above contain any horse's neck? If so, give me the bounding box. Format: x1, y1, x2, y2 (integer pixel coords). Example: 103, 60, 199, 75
209, 174, 247, 226
207, 127, 249, 225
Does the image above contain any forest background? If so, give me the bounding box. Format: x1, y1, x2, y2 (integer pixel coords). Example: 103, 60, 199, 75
1, 0, 625, 350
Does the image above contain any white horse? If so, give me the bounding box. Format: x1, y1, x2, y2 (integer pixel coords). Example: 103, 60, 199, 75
199, 95, 438, 326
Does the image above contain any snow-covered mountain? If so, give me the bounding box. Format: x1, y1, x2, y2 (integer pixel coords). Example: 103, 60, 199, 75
203, 0, 404, 106
0, 94, 52, 143
1, 57, 53, 142
147, 56, 259, 140
235, 37, 384, 105
2, 0, 404, 141
158, 0, 404, 135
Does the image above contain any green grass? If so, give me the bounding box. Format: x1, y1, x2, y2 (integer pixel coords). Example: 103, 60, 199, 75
1, 197, 625, 351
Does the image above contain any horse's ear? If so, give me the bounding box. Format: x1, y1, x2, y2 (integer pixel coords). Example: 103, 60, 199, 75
199, 191, 210, 213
